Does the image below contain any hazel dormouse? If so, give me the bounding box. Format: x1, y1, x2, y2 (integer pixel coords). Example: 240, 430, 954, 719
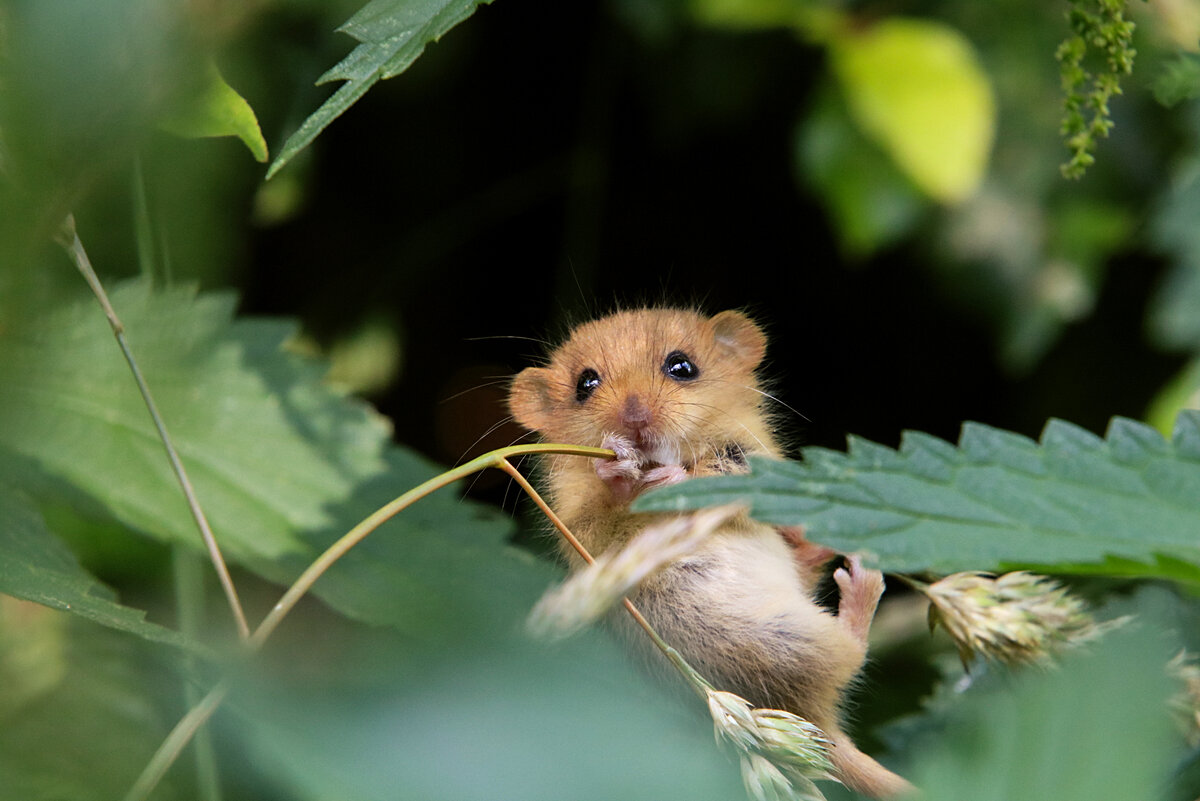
509, 307, 911, 799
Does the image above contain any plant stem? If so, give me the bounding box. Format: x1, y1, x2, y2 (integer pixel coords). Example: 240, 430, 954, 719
172, 548, 224, 801
495, 458, 712, 699
125, 442, 612, 801
58, 215, 251, 642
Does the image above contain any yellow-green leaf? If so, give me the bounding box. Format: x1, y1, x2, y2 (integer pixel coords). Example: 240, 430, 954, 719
830, 18, 995, 204
160, 62, 269, 163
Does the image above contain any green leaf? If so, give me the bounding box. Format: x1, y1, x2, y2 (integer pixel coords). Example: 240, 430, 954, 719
0, 279, 391, 566
904, 591, 1181, 801
1152, 53, 1200, 108
829, 18, 996, 204
0, 479, 191, 648
0, 616, 186, 801
0, 277, 550, 640
634, 412, 1200, 583
1148, 159, 1200, 351
159, 61, 269, 162
267, 0, 494, 179
794, 82, 926, 258
1147, 357, 1200, 437
232, 629, 747, 801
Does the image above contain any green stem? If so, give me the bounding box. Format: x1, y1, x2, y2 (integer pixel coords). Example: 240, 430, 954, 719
172, 548, 223, 801
495, 459, 713, 700
58, 215, 251, 642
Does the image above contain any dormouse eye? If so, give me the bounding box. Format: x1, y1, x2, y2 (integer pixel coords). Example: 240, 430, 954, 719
663, 350, 699, 381
575, 368, 601, 402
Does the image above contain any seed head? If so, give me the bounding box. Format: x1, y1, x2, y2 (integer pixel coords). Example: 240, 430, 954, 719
526, 504, 743, 638
922, 571, 1107, 666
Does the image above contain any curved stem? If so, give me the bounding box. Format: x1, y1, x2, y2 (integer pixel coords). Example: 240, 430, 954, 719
59, 215, 251, 641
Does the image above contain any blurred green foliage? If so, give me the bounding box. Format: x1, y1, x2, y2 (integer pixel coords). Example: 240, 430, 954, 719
2, 0, 1200, 799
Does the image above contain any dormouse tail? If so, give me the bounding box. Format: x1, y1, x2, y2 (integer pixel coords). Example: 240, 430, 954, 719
828, 732, 913, 799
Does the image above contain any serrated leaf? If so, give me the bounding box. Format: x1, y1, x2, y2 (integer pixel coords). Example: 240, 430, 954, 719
0, 479, 191, 648
0, 277, 552, 639
0, 279, 390, 565
267, 0, 493, 179
635, 412, 1200, 583
159, 61, 269, 162
829, 18, 995, 204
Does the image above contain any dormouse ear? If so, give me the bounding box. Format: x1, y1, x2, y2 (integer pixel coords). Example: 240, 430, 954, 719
509, 367, 556, 432
710, 310, 766, 370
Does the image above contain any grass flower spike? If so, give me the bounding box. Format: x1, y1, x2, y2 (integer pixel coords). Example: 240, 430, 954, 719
526, 504, 743, 638
919, 571, 1104, 666
1168, 650, 1200, 747
708, 690, 834, 801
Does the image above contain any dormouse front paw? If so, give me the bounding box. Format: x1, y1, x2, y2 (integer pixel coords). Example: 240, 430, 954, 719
596, 433, 643, 502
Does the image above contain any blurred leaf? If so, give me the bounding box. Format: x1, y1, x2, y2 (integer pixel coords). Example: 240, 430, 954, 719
233, 628, 747, 801
159, 61, 269, 163
1148, 358, 1200, 437
829, 18, 995, 204
1152, 53, 1200, 108
0, 617, 184, 801
0, 279, 390, 564
904, 591, 1181, 801
1148, 158, 1200, 351
689, 0, 809, 29
268, 0, 494, 179
635, 412, 1200, 584
0, 479, 191, 649
795, 84, 926, 258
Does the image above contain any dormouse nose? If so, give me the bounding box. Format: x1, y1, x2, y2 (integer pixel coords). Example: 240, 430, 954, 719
619, 395, 652, 430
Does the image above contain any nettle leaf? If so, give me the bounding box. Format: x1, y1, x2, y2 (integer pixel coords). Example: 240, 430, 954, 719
0, 277, 547, 639
0, 279, 391, 565
0, 480, 191, 648
635, 412, 1200, 584
267, 0, 494, 179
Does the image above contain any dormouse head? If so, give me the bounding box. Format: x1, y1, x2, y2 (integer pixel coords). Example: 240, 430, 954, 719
508, 308, 771, 463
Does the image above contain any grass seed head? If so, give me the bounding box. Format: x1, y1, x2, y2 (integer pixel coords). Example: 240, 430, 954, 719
526, 504, 743, 638
923, 571, 1105, 666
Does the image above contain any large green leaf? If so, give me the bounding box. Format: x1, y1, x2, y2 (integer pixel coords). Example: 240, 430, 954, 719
0, 277, 550, 640
267, 0, 494, 179
828, 18, 995, 204
0, 480, 191, 648
0, 279, 390, 565
635, 412, 1200, 583
232, 626, 747, 801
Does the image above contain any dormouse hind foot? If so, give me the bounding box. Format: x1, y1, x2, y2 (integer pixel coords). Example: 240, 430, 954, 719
833, 555, 885, 647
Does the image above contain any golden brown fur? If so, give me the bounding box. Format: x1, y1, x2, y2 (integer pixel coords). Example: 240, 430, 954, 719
509, 308, 911, 798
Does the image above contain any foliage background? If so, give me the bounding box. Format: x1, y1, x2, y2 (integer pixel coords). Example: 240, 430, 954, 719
1, 0, 1199, 799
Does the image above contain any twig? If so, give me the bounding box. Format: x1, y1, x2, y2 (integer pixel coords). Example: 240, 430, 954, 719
57, 214, 250, 641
